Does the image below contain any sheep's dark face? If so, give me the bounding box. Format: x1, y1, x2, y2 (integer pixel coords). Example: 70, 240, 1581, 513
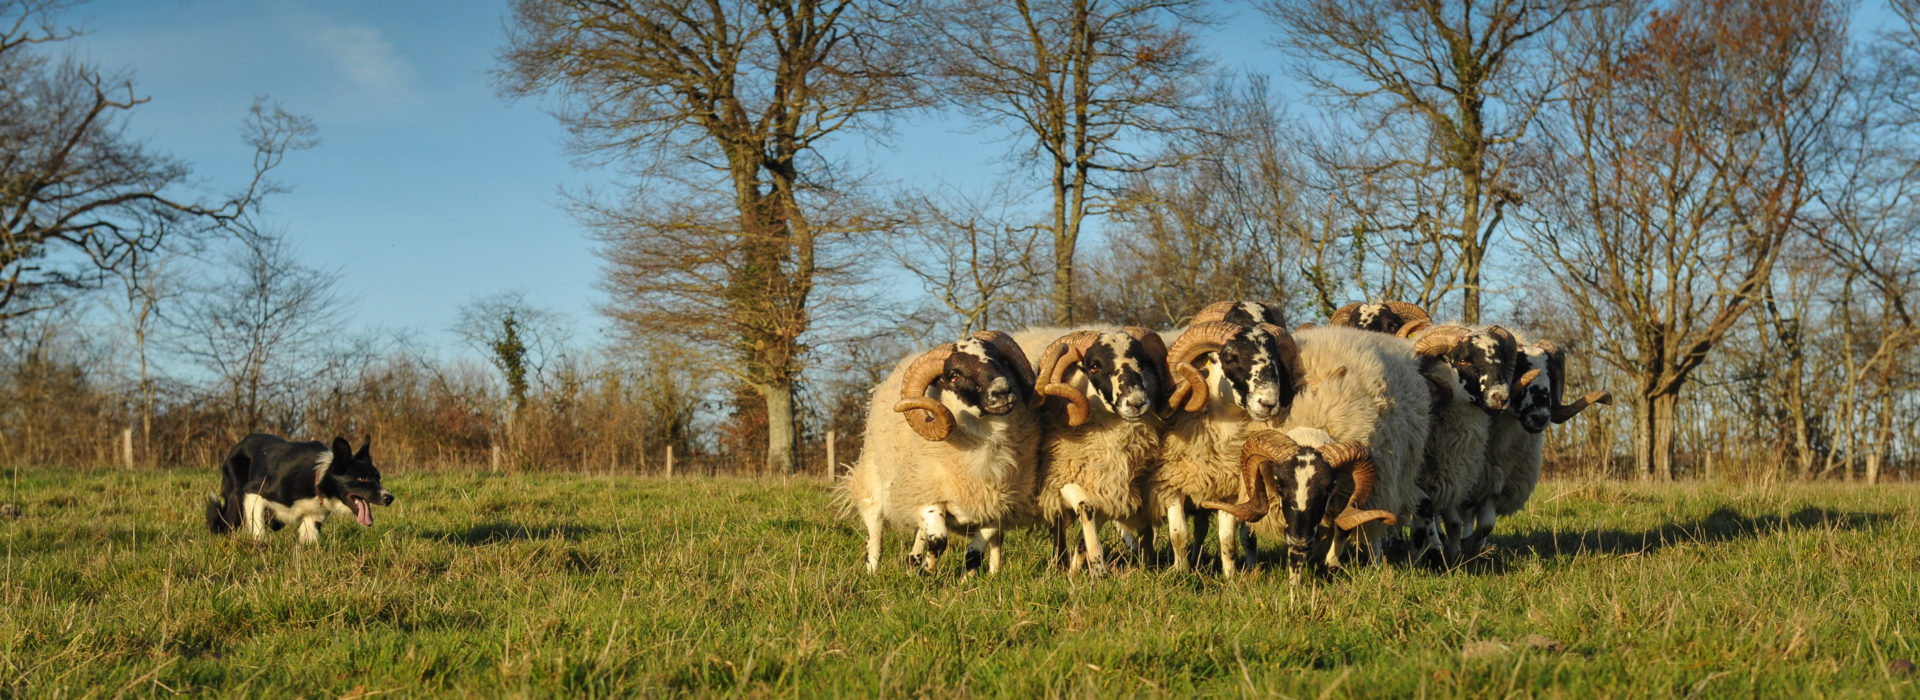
1213, 326, 1289, 421
1511, 348, 1556, 433
1349, 303, 1406, 334
1270, 448, 1341, 573
1077, 333, 1165, 421
1220, 301, 1285, 328
940, 338, 1025, 416
1446, 329, 1520, 412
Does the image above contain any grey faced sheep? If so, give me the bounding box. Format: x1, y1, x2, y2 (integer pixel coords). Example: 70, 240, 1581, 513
845, 331, 1043, 574
1406, 324, 1522, 568
1150, 320, 1302, 577
1460, 337, 1611, 555
1023, 327, 1170, 575
1206, 325, 1432, 578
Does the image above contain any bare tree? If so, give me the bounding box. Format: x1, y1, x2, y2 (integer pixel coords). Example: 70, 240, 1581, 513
887, 184, 1050, 333
1526, 0, 1847, 480
1, 1, 316, 321
168, 235, 349, 435
1261, 0, 1583, 322
452, 290, 571, 414
924, 0, 1211, 325
498, 0, 920, 474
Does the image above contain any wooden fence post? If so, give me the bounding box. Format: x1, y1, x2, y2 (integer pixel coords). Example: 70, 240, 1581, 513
666, 445, 675, 479
120, 427, 134, 469
825, 430, 836, 483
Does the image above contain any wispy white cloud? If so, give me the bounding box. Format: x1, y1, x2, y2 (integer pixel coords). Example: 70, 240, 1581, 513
304, 19, 414, 97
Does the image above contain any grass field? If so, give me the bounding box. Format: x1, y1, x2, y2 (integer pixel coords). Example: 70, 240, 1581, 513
2, 466, 1916, 697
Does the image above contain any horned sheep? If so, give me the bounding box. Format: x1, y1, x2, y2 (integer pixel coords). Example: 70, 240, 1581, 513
1148, 319, 1301, 577
1206, 325, 1433, 576
1460, 336, 1611, 554
845, 331, 1044, 574
1015, 327, 1170, 575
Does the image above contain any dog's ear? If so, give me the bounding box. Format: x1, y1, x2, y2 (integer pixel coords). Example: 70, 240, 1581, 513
356, 436, 372, 461
331, 437, 354, 460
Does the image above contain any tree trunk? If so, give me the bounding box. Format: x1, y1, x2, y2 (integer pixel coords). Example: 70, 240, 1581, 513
758, 381, 796, 474
1459, 170, 1483, 325
1635, 390, 1678, 481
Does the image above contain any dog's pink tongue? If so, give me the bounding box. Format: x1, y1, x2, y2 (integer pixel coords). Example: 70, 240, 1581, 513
354, 498, 373, 527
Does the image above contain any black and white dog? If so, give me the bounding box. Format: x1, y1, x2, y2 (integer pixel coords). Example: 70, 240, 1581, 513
205, 434, 395, 543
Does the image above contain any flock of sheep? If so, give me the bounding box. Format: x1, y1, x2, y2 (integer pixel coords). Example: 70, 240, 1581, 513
842, 301, 1612, 579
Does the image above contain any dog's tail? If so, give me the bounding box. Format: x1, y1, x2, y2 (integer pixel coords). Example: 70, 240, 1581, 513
205, 493, 237, 535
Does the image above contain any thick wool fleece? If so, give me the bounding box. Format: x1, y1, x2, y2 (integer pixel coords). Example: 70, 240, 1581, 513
1253, 326, 1432, 546
844, 352, 1042, 532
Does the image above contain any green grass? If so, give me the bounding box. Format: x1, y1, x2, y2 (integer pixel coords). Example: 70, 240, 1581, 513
2, 467, 1916, 697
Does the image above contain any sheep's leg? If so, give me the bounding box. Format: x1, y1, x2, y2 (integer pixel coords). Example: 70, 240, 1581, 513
1238, 526, 1259, 571
1362, 522, 1386, 567
1166, 501, 1192, 572
979, 526, 1004, 574
907, 527, 929, 569
1440, 506, 1467, 567
1115, 513, 1152, 568
1410, 494, 1445, 567
963, 529, 986, 575
1462, 501, 1497, 555
861, 502, 885, 573
1049, 520, 1071, 570
918, 505, 949, 572
1216, 510, 1239, 579
1061, 484, 1107, 576
1324, 526, 1345, 570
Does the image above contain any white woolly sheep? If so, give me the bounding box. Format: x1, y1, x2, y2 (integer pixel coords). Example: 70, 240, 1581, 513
1149, 320, 1302, 577
1021, 327, 1171, 575
844, 330, 1044, 574
1206, 325, 1432, 576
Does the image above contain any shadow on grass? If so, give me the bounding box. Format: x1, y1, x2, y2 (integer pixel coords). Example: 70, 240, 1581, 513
423, 522, 603, 545
1464, 505, 1893, 573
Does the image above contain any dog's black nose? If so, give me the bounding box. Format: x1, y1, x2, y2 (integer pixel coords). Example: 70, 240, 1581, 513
382, 492, 395, 506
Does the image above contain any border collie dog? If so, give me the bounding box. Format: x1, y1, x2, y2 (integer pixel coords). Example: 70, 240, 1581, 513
205, 434, 395, 543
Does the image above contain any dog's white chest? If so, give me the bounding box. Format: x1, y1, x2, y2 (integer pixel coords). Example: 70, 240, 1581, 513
260, 495, 352, 524
243, 493, 353, 543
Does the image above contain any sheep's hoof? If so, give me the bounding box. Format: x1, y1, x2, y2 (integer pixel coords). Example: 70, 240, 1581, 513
905, 553, 924, 568
1087, 557, 1109, 577
926, 535, 948, 557
964, 549, 983, 572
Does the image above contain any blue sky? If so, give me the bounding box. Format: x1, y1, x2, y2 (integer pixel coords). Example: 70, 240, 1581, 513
64, 0, 1283, 357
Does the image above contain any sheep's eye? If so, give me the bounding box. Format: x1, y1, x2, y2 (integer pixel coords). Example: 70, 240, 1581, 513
1084, 361, 1101, 374
1221, 352, 1238, 363
947, 370, 962, 380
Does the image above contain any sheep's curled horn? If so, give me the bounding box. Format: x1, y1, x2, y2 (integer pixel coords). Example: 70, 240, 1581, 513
1164, 322, 1244, 414
1188, 301, 1240, 326
1517, 340, 1613, 423
1385, 301, 1433, 337
1034, 330, 1104, 427
893, 343, 958, 441
1411, 324, 1473, 358
1201, 430, 1297, 523
891, 331, 1040, 442
1317, 441, 1396, 530
1202, 431, 1396, 530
